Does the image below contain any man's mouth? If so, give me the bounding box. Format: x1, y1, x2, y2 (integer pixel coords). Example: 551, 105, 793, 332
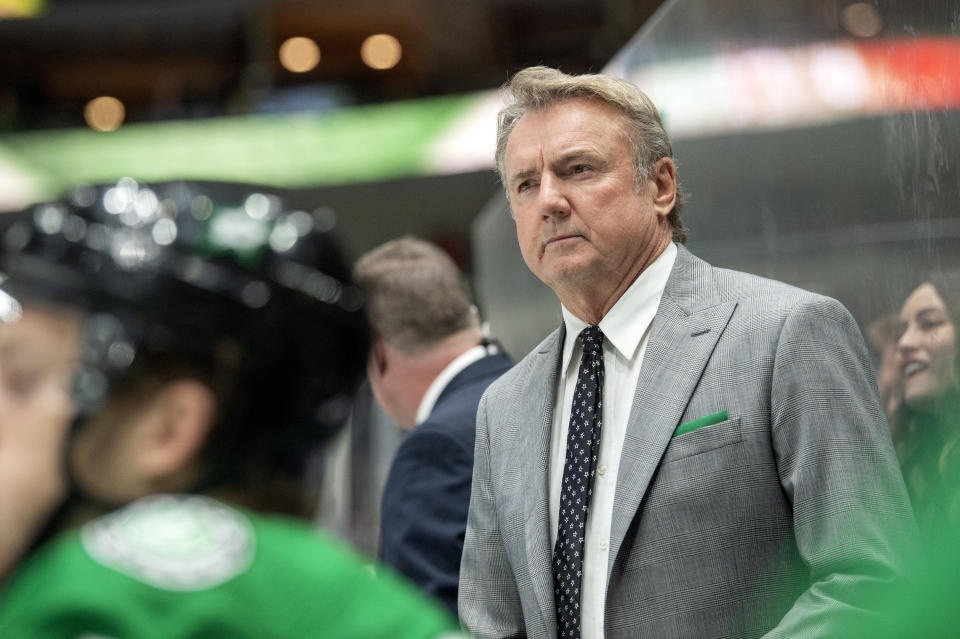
545, 234, 580, 246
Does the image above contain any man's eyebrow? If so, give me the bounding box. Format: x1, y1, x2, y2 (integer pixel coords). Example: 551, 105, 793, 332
508, 150, 606, 185
508, 167, 538, 185
558, 150, 601, 164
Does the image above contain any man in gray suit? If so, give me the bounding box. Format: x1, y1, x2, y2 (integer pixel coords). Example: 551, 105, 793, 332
458, 66, 917, 638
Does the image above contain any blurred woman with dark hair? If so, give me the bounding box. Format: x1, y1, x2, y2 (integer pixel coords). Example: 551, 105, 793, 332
886, 274, 960, 637
893, 274, 960, 544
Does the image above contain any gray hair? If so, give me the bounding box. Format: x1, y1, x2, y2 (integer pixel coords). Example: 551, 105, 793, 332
495, 66, 687, 243
354, 236, 478, 354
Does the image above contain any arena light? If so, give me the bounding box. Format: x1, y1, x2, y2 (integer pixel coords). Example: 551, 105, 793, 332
84, 96, 125, 132
361, 34, 402, 70
279, 36, 321, 73
841, 3, 884, 39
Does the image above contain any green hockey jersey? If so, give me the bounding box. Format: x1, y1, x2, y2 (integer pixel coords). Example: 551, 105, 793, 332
0, 494, 462, 639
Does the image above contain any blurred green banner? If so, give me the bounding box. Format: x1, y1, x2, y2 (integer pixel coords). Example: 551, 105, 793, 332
0, 91, 497, 209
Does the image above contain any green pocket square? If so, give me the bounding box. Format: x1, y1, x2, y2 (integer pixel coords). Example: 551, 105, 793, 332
673, 410, 728, 437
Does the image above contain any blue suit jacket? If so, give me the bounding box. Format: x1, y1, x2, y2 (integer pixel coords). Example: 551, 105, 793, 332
379, 351, 513, 615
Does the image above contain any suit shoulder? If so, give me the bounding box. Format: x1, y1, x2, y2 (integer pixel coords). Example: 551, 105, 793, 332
415, 354, 514, 450
402, 414, 473, 460
712, 266, 846, 315
482, 328, 560, 404
676, 248, 845, 318
706, 265, 866, 355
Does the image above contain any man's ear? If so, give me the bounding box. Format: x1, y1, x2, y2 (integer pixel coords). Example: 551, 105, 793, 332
369, 337, 389, 377
137, 379, 216, 486
652, 157, 677, 218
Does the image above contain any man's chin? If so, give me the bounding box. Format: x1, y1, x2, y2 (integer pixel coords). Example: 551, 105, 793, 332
537, 260, 596, 289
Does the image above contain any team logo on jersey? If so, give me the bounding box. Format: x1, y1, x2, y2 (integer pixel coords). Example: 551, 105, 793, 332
81, 495, 256, 591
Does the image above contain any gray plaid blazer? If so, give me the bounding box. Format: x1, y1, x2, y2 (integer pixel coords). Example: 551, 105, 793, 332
459, 246, 916, 639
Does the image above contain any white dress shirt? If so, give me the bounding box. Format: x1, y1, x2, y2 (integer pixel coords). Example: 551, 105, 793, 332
415, 343, 497, 425
548, 242, 677, 639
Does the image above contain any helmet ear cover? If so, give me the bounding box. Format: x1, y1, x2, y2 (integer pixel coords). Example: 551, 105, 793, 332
0, 180, 369, 508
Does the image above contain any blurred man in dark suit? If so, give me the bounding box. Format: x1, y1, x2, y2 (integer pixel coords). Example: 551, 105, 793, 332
356, 236, 512, 615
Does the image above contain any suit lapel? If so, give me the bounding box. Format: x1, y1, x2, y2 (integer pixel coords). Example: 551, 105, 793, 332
607, 247, 737, 575
519, 327, 563, 635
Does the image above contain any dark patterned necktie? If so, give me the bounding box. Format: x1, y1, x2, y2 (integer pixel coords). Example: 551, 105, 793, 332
553, 325, 605, 639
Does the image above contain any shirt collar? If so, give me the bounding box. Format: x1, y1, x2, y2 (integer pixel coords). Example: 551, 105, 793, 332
415, 344, 493, 425
560, 241, 677, 377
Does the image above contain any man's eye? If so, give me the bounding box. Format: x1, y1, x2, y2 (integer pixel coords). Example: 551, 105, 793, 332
517, 181, 532, 193
3, 371, 42, 398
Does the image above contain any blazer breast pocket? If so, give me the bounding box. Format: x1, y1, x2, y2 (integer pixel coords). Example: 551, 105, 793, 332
662, 415, 742, 463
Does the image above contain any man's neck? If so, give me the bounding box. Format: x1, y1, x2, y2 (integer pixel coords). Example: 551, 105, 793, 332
557, 237, 671, 325
391, 327, 484, 430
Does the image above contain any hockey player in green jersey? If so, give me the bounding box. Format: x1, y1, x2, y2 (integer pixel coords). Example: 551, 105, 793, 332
0, 180, 460, 638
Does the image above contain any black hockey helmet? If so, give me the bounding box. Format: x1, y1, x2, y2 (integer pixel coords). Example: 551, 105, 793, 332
0, 179, 369, 492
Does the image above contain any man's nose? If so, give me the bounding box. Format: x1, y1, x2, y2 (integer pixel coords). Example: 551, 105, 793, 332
537, 174, 570, 218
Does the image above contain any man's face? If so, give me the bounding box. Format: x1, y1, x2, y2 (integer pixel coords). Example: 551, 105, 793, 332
366, 344, 414, 430
503, 98, 673, 299
0, 303, 155, 507
0, 304, 81, 447
0, 304, 82, 512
